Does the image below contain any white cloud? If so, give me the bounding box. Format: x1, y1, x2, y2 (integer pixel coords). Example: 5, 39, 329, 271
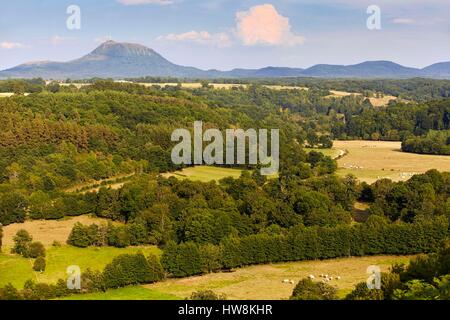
117, 0, 173, 5
94, 35, 114, 43
0, 42, 25, 49
157, 30, 232, 48
156, 4, 304, 48
392, 18, 416, 25
235, 4, 305, 46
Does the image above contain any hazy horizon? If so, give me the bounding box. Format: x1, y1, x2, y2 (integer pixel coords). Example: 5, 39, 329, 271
1, 0, 449, 71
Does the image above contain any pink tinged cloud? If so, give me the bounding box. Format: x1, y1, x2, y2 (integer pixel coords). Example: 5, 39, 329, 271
0, 42, 25, 49
235, 4, 305, 46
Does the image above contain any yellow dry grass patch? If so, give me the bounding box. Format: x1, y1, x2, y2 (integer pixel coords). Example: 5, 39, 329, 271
162, 166, 243, 182
0, 92, 30, 97
334, 140, 450, 184
368, 95, 397, 107
325, 91, 397, 107
326, 90, 359, 97
2, 215, 121, 248
145, 255, 412, 300
264, 85, 308, 91
0, 92, 15, 98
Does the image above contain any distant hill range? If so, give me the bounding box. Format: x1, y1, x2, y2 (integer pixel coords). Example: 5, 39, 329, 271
1, 40, 449, 80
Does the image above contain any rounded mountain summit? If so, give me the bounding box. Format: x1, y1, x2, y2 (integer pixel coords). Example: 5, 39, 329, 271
0, 40, 448, 79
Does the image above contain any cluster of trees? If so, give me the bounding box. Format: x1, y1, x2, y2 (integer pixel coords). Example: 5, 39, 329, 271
161, 217, 448, 278
11, 230, 46, 272
360, 170, 450, 223
332, 99, 449, 153
402, 130, 450, 155
0, 78, 46, 94
290, 278, 337, 300
305, 134, 333, 149
98, 253, 164, 289
346, 240, 450, 300
0, 280, 71, 300
67, 222, 149, 248
332, 99, 450, 141
0, 187, 113, 225
0, 252, 164, 300
189, 290, 227, 300
63, 162, 358, 251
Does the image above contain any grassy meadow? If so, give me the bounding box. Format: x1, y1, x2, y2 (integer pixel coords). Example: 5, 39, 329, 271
52, 254, 411, 300
141, 255, 411, 300
334, 140, 450, 183
0, 245, 161, 288
162, 166, 244, 182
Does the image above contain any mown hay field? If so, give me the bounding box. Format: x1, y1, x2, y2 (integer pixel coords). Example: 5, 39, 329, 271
334, 140, 450, 184
144, 255, 411, 300
2, 215, 122, 248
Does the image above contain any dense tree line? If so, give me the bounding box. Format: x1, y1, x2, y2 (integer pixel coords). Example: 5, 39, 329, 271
0, 78, 45, 94
332, 99, 449, 141
161, 216, 448, 277
402, 130, 450, 155
126, 77, 450, 102
360, 170, 450, 223
290, 278, 337, 300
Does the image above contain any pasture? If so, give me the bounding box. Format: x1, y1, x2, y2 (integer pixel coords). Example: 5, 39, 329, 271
144, 255, 411, 300
334, 140, 450, 184
162, 166, 244, 182
0, 245, 161, 288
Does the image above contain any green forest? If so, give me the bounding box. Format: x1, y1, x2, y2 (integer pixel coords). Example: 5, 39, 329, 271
0, 78, 449, 300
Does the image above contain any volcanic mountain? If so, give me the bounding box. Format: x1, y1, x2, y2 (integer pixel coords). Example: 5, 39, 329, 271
0, 40, 449, 79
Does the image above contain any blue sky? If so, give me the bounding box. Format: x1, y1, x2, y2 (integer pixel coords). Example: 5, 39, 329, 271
0, 0, 449, 70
